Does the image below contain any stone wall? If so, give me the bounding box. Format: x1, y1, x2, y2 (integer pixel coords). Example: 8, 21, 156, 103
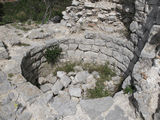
21, 40, 61, 85
21, 0, 137, 92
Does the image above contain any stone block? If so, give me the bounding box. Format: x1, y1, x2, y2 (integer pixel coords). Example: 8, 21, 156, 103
79, 44, 92, 51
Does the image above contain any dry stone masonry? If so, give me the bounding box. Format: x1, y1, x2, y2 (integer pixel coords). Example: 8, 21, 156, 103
0, 0, 160, 120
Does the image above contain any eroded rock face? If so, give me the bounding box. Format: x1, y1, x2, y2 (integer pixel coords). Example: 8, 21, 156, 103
128, 0, 160, 119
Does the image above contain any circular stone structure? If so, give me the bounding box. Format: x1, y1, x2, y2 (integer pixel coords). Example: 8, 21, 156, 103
21, 32, 135, 92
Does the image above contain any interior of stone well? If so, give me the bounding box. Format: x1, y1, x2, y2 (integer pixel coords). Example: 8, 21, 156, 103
21, 38, 129, 99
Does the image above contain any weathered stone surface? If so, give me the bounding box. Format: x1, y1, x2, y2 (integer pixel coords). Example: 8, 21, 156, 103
50, 96, 78, 116
51, 80, 63, 94
80, 97, 114, 119
122, 76, 131, 89
72, 0, 80, 6
84, 2, 95, 8
69, 44, 78, 50
39, 74, 57, 85
57, 71, 67, 78
0, 47, 9, 60
17, 112, 32, 120
27, 29, 50, 39
94, 39, 105, 46
79, 44, 92, 51
85, 33, 96, 39
73, 71, 89, 84
69, 87, 82, 97
130, 21, 138, 32
60, 75, 71, 88
0, 101, 17, 120
105, 106, 128, 120
16, 82, 42, 102
40, 83, 52, 93
0, 41, 4, 47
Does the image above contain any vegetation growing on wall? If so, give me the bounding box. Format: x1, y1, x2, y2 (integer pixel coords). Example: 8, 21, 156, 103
44, 45, 62, 64
123, 85, 134, 94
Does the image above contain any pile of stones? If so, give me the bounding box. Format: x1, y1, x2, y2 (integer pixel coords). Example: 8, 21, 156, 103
38, 64, 118, 99
39, 67, 97, 98
61, 0, 125, 32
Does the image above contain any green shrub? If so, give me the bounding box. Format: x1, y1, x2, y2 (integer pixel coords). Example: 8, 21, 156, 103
123, 85, 133, 94
44, 45, 62, 64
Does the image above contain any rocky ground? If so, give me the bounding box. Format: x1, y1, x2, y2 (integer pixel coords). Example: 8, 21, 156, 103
0, 0, 160, 120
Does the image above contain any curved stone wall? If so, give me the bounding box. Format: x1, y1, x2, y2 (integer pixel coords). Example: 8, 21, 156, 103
21, 31, 136, 88
21, 40, 61, 85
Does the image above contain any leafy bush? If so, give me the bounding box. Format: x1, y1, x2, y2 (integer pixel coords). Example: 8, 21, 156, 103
44, 45, 62, 64
123, 85, 133, 94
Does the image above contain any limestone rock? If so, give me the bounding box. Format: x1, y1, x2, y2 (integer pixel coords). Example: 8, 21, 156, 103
105, 106, 128, 120
51, 80, 63, 94
122, 76, 131, 89
57, 71, 67, 78
85, 32, 96, 39
60, 75, 71, 88
80, 97, 114, 119
73, 71, 89, 84
84, 2, 95, 8
16, 82, 42, 102
50, 96, 78, 116
130, 21, 138, 32
72, 0, 80, 6
69, 87, 82, 97
0, 42, 9, 60
40, 83, 52, 93
27, 29, 50, 39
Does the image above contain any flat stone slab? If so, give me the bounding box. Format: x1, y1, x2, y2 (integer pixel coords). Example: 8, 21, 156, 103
80, 97, 114, 119
60, 75, 71, 88
69, 87, 82, 97
50, 96, 78, 116
73, 71, 89, 84
16, 82, 42, 102
105, 106, 128, 120
51, 80, 63, 94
